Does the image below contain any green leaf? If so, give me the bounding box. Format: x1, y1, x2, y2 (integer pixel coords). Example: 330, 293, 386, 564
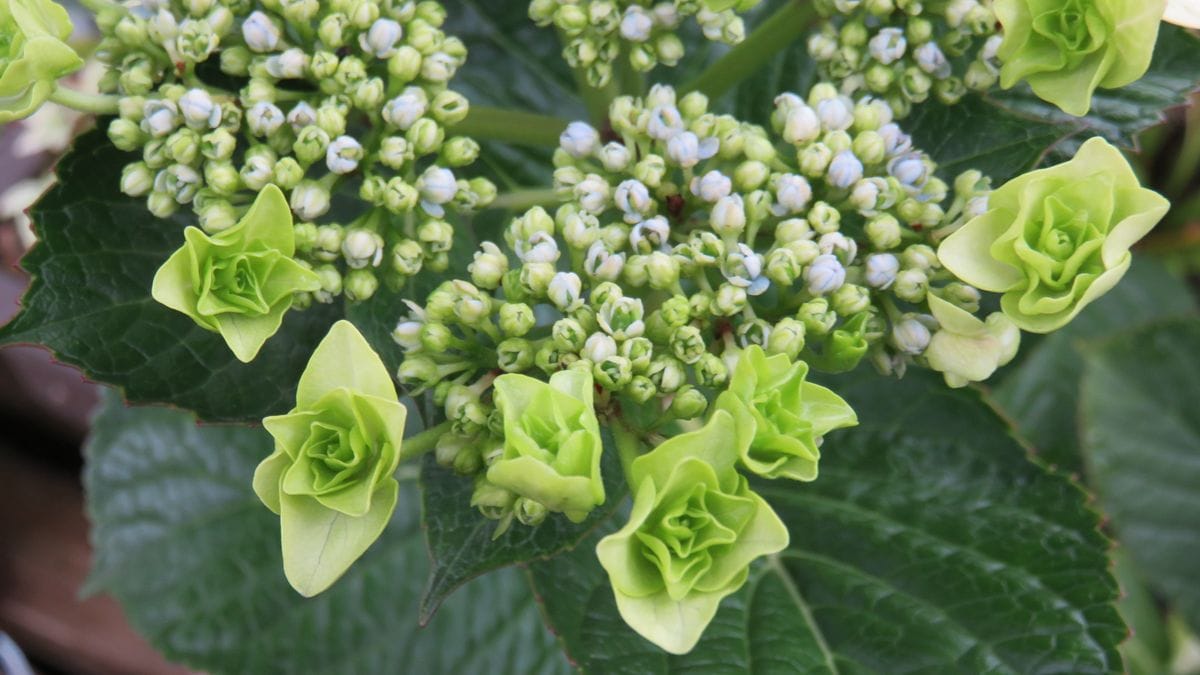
0, 128, 339, 422
530, 369, 1124, 672
992, 258, 1195, 472
1081, 317, 1200, 632
992, 25, 1200, 150
417, 429, 626, 623
83, 391, 570, 675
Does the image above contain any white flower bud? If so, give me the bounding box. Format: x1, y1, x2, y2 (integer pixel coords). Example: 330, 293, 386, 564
548, 271, 584, 311
819, 231, 858, 263
359, 18, 403, 58
559, 121, 600, 158
630, 215, 670, 252
808, 32, 838, 61
597, 142, 631, 171
652, 3, 679, 28
691, 170, 732, 203
868, 27, 906, 65
966, 195, 989, 218
342, 229, 383, 268
418, 166, 458, 216
247, 101, 285, 137
619, 6, 653, 42
914, 42, 951, 78
286, 101, 317, 131
849, 179, 882, 212
704, 196, 744, 239
382, 88, 428, 130
647, 105, 684, 140
518, 231, 560, 264
646, 83, 677, 110
982, 34, 1003, 63
666, 131, 718, 168
178, 89, 220, 129
865, 253, 900, 289
142, 99, 180, 138
614, 179, 653, 223
889, 153, 928, 186
266, 47, 308, 79
583, 333, 618, 363
421, 52, 458, 82
828, 151, 864, 189
805, 254, 846, 295
817, 96, 855, 131
392, 320, 423, 350
893, 316, 932, 355
878, 123, 913, 156
783, 104, 821, 144
773, 173, 812, 214
290, 181, 331, 220
326, 135, 363, 174
574, 173, 610, 214
585, 241, 625, 281
241, 11, 280, 52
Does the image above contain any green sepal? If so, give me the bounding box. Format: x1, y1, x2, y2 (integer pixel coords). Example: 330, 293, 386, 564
151, 185, 320, 362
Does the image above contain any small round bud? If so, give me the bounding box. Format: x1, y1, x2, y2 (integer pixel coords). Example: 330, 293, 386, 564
669, 386, 708, 420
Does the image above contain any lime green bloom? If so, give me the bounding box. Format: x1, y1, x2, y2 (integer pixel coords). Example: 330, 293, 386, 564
924, 294, 1021, 388
715, 345, 857, 482
995, 0, 1166, 116
253, 321, 408, 596
0, 0, 83, 123
938, 138, 1169, 333
487, 369, 605, 523
152, 185, 320, 362
596, 411, 788, 654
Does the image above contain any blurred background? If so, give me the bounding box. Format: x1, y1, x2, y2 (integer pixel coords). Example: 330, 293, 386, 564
2, 11, 1200, 675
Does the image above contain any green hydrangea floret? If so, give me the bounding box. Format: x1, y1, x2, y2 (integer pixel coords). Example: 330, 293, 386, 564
0, 0, 83, 122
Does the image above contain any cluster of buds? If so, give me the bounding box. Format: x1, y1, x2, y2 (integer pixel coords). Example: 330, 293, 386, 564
807, 0, 1001, 117
98, 0, 496, 303
391, 82, 1004, 530
528, 0, 761, 87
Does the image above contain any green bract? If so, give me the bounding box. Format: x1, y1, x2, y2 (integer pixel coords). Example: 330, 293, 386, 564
938, 137, 1169, 333
0, 0, 82, 123
715, 345, 857, 481
924, 293, 1020, 388
487, 370, 605, 523
253, 320, 408, 597
596, 411, 788, 654
152, 185, 320, 362
995, 0, 1166, 116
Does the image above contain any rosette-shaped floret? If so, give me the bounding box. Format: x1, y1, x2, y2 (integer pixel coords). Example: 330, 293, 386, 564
0, 0, 82, 122
995, 0, 1166, 116
715, 345, 857, 481
488, 369, 605, 522
938, 137, 1169, 332
152, 184, 320, 361
596, 411, 788, 654
253, 321, 408, 596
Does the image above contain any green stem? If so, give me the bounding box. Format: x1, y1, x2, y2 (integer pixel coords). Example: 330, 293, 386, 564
400, 421, 454, 462
489, 188, 560, 212
451, 106, 569, 147
49, 86, 120, 115
1166, 95, 1200, 197
682, 0, 821, 100
612, 419, 646, 487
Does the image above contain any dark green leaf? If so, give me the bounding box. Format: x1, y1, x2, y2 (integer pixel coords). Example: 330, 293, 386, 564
84, 391, 570, 675
530, 370, 1124, 673
418, 430, 626, 623
992, 25, 1200, 152
993, 259, 1195, 473
0, 129, 339, 423
1081, 317, 1200, 632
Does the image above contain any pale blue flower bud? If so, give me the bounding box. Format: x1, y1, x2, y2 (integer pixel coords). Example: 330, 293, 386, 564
614, 179, 653, 224
817, 96, 855, 131
691, 170, 732, 203
359, 18, 403, 58
247, 101, 285, 137
574, 173, 610, 214
383, 88, 429, 130
142, 99, 180, 138
805, 254, 846, 295
619, 6, 653, 41
290, 180, 331, 220
560, 121, 600, 158
828, 150, 864, 189
241, 11, 279, 52
865, 253, 900, 288
772, 173, 812, 214
326, 135, 363, 174
868, 27, 906, 65
892, 315, 931, 354
585, 241, 625, 281
710, 194, 746, 237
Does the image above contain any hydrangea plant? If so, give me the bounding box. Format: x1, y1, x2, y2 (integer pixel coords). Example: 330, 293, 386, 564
3, 0, 1198, 668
